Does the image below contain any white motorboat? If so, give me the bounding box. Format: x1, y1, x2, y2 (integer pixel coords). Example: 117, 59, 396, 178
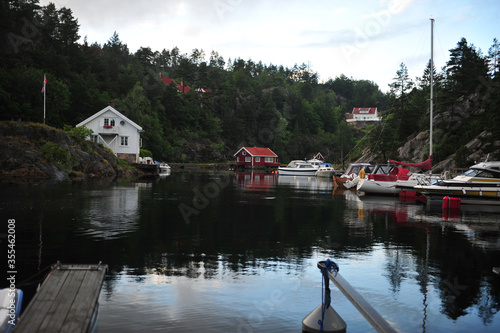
158, 162, 171, 176
278, 161, 318, 176
414, 161, 500, 204
315, 163, 338, 178
0, 288, 23, 333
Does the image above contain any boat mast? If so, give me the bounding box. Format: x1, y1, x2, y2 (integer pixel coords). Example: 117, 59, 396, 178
429, 18, 434, 172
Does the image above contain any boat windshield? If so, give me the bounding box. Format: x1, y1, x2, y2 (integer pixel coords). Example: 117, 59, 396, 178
460, 168, 498, 178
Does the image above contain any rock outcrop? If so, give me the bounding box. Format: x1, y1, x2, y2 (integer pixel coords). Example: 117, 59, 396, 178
0, 121, 143, 181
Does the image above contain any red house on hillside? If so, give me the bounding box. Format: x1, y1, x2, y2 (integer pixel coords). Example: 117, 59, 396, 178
234, 147, 280, 168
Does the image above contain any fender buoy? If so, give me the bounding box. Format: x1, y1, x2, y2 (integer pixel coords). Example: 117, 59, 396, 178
359, 169, 365, 179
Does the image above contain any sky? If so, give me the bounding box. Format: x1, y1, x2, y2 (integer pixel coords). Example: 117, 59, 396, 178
40, 0, 500, 91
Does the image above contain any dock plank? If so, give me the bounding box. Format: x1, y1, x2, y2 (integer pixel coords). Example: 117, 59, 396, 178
13, 263, 107, 333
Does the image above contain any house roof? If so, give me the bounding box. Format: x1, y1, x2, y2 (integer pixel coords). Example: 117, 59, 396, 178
352, 107, 377, 114
161, 77, 191, 93
233, 147, 278, 157
76, 106, 143, 131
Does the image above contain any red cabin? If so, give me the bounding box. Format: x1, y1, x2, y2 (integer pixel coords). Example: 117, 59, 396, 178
233, 147, 280, 168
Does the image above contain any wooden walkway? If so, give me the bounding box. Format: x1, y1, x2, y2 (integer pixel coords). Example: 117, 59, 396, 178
13, 262, 107, 333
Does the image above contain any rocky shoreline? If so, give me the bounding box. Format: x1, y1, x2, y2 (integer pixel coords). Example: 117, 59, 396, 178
0, 121, 144, 182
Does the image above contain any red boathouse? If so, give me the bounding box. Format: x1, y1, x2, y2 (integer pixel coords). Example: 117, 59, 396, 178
233, 147, 280, 168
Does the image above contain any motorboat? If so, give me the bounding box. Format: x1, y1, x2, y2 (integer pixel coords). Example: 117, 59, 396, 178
0, 288, 23, 333
315, 163, 339, 178
157, 162, 171, 176
414, 161, 500, 204
356, 165, 440, 195
278, 160, 318, 176
333, 163, 373, 188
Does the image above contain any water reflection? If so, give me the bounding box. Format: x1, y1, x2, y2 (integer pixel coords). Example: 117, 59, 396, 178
76, 184, 145, 240
2, 173, 500, 332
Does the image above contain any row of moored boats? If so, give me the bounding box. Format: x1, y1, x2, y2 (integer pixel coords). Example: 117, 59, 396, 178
333, 160, 500, 205
278, 158, 500, 205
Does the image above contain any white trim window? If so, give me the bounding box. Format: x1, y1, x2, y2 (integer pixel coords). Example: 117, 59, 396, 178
245, 157, 251, 162
255, 157, 261, 162
91, 134, 99, 143
265, 157, 273, 163
120, 136, 129, 146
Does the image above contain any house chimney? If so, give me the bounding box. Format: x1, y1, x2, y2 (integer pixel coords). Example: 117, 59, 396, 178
110, 101, 114, 107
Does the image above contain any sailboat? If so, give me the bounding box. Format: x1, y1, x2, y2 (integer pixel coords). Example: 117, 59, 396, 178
357, 18, 440, 196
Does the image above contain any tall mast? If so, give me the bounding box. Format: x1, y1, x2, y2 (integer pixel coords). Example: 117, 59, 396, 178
430, 18, 434, 164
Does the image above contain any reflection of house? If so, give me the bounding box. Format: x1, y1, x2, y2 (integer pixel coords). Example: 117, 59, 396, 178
234, 171, 277, 191
346, 107, 381, 122
234, 147, 280, 168
76, 106, 143, 163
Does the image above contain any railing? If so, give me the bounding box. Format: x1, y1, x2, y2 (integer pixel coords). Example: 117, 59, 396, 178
303, 260, 397, 333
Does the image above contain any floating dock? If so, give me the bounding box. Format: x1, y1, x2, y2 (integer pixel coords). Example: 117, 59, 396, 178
13, 262, 107, 333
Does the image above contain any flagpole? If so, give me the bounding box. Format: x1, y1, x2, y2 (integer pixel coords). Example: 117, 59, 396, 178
43, 80, 46, 124
42, 74, 46, 124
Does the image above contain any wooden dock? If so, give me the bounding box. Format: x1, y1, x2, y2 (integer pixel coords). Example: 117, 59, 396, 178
13, 262, 107, 333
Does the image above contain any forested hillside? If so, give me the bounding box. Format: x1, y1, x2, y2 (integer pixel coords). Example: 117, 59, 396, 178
1, 1, 499, 167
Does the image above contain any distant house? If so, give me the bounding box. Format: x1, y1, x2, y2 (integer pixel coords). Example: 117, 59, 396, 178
76, 106, 143, 163
234, 147, 280, 168
347, 107, 381, 122
161, 77, 192, 93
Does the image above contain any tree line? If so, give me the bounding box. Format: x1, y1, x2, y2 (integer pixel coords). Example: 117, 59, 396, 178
1, 0, 499, 166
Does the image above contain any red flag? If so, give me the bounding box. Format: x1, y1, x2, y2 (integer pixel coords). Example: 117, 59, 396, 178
41, 75, 47, 93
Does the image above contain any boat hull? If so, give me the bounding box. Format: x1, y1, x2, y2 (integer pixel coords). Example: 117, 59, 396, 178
278, 167, 317, 176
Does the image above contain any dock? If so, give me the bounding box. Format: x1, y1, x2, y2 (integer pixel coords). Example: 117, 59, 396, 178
13, 262, 107, 333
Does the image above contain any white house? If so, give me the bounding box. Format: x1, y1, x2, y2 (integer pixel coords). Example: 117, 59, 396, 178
76, 106, 143, 163
347, 107, 381, 122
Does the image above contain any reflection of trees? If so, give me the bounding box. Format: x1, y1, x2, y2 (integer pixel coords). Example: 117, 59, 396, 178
383, 245, 410, 295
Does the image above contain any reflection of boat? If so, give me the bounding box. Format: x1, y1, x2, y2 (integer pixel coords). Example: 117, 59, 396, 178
0, 288, 23, 333
278, 175, 333, 191
414, 161, 500, 204
278, 161, 317, 176
335, 163, 373, 189
315, 163, 338, 178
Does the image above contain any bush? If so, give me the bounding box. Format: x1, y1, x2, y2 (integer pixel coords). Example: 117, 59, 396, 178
63, 125, 93, 141
140, 148, 153, 158
41, 142, 69, 163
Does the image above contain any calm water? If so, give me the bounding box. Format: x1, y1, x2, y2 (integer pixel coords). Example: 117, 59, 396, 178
2, 171, 500, 332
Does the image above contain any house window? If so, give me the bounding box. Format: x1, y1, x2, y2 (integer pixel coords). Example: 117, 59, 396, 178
265, 157, 273, 163
104, 118, 115, 128
255, 157, 260, 162
91, 135, 99, 143
237, 157, 240, 162
242, 151, 246, 155
120, 136, 129, 146
245, 157, 251, 162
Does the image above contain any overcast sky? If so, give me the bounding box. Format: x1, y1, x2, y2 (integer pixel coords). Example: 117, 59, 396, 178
41, 0, 500, 91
